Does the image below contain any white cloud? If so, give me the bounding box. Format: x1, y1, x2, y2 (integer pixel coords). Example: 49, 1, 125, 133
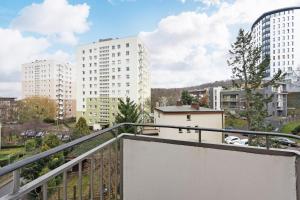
11, 0, 90, 45
0, 82, 21, 99
0, 28, 72, 98
0, 28, 49, 76
140, 0, 300, 88
180, 0, 221, 6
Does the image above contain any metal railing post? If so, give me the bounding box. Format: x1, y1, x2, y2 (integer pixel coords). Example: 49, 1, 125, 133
199, 130, 202, 143
12, 170, 20, 194
78, 161, 82, 200
100, 151, 104, 200
266, 135, 270, 150
90, 157, 95, 199
42, 183, 48, 200
108, 146, 112, 199
115, 140, 118, 200
63, 171, 67, 200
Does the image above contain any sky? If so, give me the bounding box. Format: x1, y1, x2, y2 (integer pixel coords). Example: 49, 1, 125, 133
0, 0, 299, 98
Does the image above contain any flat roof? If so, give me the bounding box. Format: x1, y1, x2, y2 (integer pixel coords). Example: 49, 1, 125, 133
252, 7, 300, 30
155, 105, 223, 113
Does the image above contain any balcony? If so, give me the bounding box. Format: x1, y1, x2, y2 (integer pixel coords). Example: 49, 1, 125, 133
0, 124, 299, 200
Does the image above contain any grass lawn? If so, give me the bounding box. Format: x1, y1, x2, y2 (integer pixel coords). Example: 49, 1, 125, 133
225, 117, 247, 129
280, 120, 300, 134
0, 147, 24, 155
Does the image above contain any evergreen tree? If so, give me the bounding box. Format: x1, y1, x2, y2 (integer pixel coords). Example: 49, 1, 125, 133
228, 29, 285, 131
180, 90, 195, 105
115, 97, 141, 133
72, 117, 90, 139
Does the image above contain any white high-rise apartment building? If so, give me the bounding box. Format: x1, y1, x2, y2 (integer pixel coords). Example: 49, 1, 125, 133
22, 60, 76, 119
252, 7, 300, 83
76, 37, 150, 129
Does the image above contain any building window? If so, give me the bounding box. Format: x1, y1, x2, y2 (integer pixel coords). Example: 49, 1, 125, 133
126, 43, 129, 47
179, 128, 183, 133
187, 114, 191, 121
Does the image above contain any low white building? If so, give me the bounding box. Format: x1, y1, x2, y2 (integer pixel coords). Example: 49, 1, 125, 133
154, 103, 224, 143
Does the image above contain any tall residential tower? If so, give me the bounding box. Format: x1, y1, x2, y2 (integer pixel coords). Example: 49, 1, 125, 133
252, 7, 300, 83
76, 37, 150, 129
22, 60, 76, 119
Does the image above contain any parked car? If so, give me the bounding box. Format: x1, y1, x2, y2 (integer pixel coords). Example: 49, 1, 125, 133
36, 131, 46, 137
272, 137, 297, 147
233, 139, 248, 146
225, 136, 241, 144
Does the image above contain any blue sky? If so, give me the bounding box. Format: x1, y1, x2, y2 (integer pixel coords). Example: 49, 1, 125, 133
0, 0, 299, 97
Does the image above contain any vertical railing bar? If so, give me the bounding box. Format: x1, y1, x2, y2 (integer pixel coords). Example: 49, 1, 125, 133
63, 170, 67, 200
90, 157, 95, 200
120, 138, 123, 200
199, 130, 202, 143
100, 151, 104, 200
115, 140, 118, 200
78, 161, 82, 200
42, 183, 48, 200
12, 170, 20, 194
108, 145, 112, 199
266, 135, 270, 150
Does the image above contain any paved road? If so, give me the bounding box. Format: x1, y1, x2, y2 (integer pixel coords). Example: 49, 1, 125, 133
0, 180, 12, 198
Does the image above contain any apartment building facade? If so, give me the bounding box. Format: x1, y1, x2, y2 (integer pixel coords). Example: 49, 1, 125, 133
76, 37, 150, 129
220, 84, 287, 117
0, 97, 17, 122
22, 60, 76, 119
252, 7, 300, 83
208, 87, 222, 110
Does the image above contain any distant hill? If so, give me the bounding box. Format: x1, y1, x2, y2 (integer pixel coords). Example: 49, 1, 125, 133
151, 79, 234, 110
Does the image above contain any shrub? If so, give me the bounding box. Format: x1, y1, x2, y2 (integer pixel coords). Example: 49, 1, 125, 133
291, 124, 300, 135
43, 117, 55, 123
25, 139, 37, 152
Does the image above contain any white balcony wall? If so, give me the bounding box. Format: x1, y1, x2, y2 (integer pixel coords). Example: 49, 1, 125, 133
123, 138, 297, 200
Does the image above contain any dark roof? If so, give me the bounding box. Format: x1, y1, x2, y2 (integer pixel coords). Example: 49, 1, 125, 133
155, 105, 223, 113
252, 7, 300, 30
0, 97, 16, 100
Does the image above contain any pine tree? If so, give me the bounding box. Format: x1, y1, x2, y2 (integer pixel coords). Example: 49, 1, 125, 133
115, 97, 141, 133
72, 117, 90, 139
228, 29, 285, 131
180, 90, 195, 105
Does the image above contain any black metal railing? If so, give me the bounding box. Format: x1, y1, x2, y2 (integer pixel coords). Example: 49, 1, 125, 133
0, 123, 299, 199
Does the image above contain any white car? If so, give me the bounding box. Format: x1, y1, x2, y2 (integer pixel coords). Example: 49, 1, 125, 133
233, 139, 248, 146
225, 136, 241, 144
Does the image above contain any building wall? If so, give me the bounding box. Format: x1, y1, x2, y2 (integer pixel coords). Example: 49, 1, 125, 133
252, 7, 300, 82
123, 138, 298, 200
210, 87, 222, 110
154, 110, 223, 143
21, 60, 76, 119
0, 98, 17, 122
76, 37, 150, 128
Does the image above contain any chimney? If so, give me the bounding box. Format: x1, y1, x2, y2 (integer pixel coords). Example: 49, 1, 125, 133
176, 101, 182, 106
191, 102, 199, 110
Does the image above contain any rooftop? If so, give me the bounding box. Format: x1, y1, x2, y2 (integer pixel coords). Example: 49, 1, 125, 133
155, 105, 222, 113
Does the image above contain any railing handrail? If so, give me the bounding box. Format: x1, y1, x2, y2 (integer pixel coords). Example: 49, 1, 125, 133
0, 133, 125, 200
0, 122, 299, 177
129, 123, 300, 140
0, 123, 125, 177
